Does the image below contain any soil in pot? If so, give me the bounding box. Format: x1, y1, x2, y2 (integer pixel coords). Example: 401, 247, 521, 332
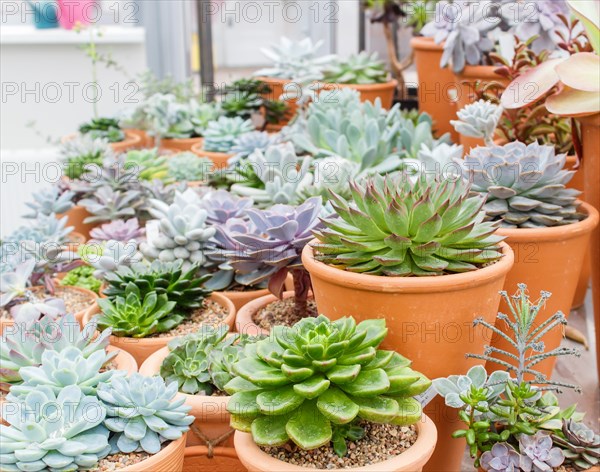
151, 299, 228, 338
253, 297, 318, 331
261, 422, 417, 469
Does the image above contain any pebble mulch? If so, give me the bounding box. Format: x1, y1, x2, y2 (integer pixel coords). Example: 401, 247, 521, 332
153, 300, 228, 338
253, 298, 317, 331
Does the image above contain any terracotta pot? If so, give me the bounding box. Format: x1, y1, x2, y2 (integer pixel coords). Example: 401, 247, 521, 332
83, 293, 236, 365
190, 143, 233, 170
110, 131, 143, 153
454, 65, 509, 150
410, 37, 458, 141
183, 446, 245, 472
107, 345, 138, 374
221, 287, 271, 312
318, 80, 398, 109
488, 203, 598, 378
256, 76, 298, 127
140, 347, 233, 448
124, 128, 151, 147
59, 205, 97, 240
119, 434, 187, 472
302, 242, 514, 472
577, 113, 600, 380
234, 413, 437, 472
160, 137, 204, 154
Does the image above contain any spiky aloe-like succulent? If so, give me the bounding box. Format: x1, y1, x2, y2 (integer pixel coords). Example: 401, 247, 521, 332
124, 148, 170, 182
89, 218, 145, 243
160, 325, 230, 395
82, 239, 141, 279
226, 315, 430, 455
0, 313, 113, 389
200, 189, 254, 225
313, 174, 504, 276
231, 142, 312, 208
451, 99, 502, 146
553, 420, 600, 470
95, 283, 179, 338
167, 152, 213, 182
24, 186, 75, 218
230, 131, 275, 166
79, 186, 142, 224
98, 373, 194, 454
202, 116, 255, 153
7, 346, 118, 400
103, 260, 211, 311
0, 385, 110, 472
463, 142, 584, 228
140, 190, 216, 271
61, 133, 112, 180
323, 51, 388, 85
79, 117, 126, 142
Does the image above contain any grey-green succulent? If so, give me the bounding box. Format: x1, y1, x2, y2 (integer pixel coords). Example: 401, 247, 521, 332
189, 100, 223, 136
313, 174, 504, 276
7, 214, 74, 245
392, 110, 452, 160
463, 142, 584, 228
451, 100, 502, 146
61, 133, 113, 180
24, 187, 75, 219
82, 239, 142, 278
323, 51, 388, 85
0, 385, 111, 472
98, 373, 194, 454
226, 315, 430, 455
124, 149, 170, 182
202, 116, 255, 153
144, 93, 195, 141
299, 156, 361, 202
79, 186, 142, 224
230, 131, 276, 166
168, 152, 213, 182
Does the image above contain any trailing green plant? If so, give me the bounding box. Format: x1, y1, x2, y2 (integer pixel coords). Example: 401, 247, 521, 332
24, 186, 75, 219
61, 133, 111, 180
124, 148, 170, 182
167, 152, 213, 182
0, 385, 111, 472
313, 173, 504, 276
226, 315, 430, 456
95, 282, 180, 338
60, 264, 103, 293
98, 373, 194, 454
463, 141, 584, 228
202, 116, 255, 153
103, 260, 211, 311
323, 51, 388, 84
79, 117, 125, 142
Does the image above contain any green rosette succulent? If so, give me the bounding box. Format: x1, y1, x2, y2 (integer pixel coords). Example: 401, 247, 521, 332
95, 283, 179, 338
323, 51, 388, 85
0, 385, 111, 472
313, 174, 504, 276
226, 315, 430, 454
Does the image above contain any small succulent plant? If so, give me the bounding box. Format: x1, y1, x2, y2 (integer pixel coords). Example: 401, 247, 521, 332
226, 315, 430, 456
479, 443, 521, 472
124, 148, 170, 182
144, 93, 196, 143
78, 153, 143, 194
313, 174, 504, 276
392, 110, 451, 160
95, 283, 179, 338
7, 346, 118, 400
79, 117, 126, 142
79, 186, 142, 224
82, 239, 141, 279
520, 431, 565, 472
167, 152, 213, 182
230, 131, 275, 166
24, 186, 75, 218
299, 156, 360, 203
103, 260, 211, 312
89, 218, 145, 243
202, 116, 255, 153
189, 100, 223, 136
140, 190, 216, 271
0, 385, 111, 472
323, 51, 388, 84
7, 214, 74, 245
98, 373, 194, 454
0, 259, 35, 308
231, 142, 312, 208
61, 133, 112, 180
199, 189, 253, 225
61, 264, 104, 292
451, 99, 503, 146
160, 325, 230, 395
553, 420, 600, 471
0, 313, 112, 389
463, 142, 584, 228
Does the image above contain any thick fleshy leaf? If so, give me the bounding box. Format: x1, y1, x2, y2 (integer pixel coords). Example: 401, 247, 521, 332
390, 398, 423, 426
256, 386, 305, 416
230, 414, 253, 432
251, 414, 290, 446
234, 358, 290, 387
555, 53, 600, 92
286, 402, 332, 450
352, 396, 400, 423
546, 86, 600, 117
501, 59, 563, 109
339, 369, 390, 397
326, 365, 361, 384
293, 375, 331, 399
227, 391, 260, 417
568, 0, 600, 53
316, 388, 360, 424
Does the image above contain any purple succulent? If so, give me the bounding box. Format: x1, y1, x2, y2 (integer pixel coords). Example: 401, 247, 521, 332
200, 190, 254, 225
89, 218, 145, 243
480, 443, 521, 472
10, 298, 66, 324
519, 431, 564, 472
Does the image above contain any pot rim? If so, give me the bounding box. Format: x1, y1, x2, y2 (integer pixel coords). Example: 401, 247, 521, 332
107, 345, 138, 374
495, 201, 598, 242
190, 143, 233, 159
302, 241, 514, 294
61, 130, 141, 146
83, 292, 237, 346
234, 414, 437, 472
320, 79, 398, 91
235, 290, 299, 336
162, 136, 204, 145
454, 64, 509, 82
410, 36, 444, 51
119, 433, 186, 471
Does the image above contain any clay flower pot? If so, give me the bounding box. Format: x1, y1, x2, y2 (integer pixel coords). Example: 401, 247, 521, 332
124, 128, 151, 147
489, 203, 598, 378
318, 80, 398, 109
234, 414, 437, 472
410, 37, 458, 140
59, 205, 97, 240
140, 347, 233, 448
190, 142, 233, 170
110, 130, 142, 153
302, 242, 514, 472
119, 434, 187, 472
221, 287, 271, 312
257, 76, 298, 127
159, 137, 204, 154
183, 445, 245, 472
107, 345, 138, 374
83, 293, 236, 366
